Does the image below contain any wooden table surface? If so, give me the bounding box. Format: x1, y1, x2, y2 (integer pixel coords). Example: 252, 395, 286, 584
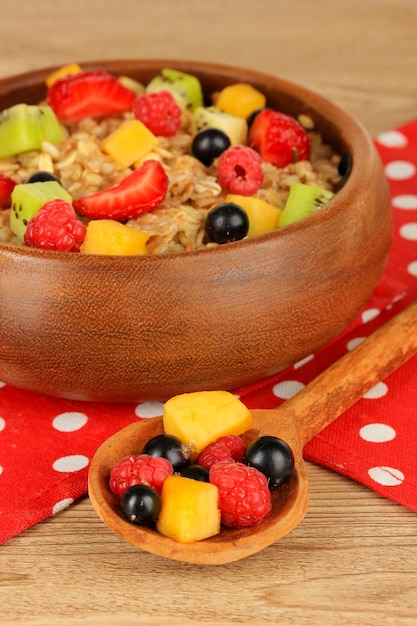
1, 1, 417, 624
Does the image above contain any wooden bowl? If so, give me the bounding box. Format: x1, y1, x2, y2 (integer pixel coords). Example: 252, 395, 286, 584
0, 60, 392, 402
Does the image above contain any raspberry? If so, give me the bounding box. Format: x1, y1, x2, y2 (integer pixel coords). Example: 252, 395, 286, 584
133, 90, 182, 137
209, 460, 272, 528
216, 145, 264, 195
24, 199, 86, 252
109, 454, 174, 496
197, 435, 245, 470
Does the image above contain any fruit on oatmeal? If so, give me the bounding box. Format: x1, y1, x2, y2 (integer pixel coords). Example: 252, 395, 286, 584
279, 182, 334, 227
179, 464, 210, 482
117, 75, 145, 95
145, 68, 203, 113
80, 219, 149, 255
162, 390, 254, 456
26, 171, 62, 184
215, 82, 266, 119
205, 201, 249, 244
248, 108, 310, 168
243, 435, 294, 489
209, 459, 272, 528
226, 193, 281, 237
141, 434, 191, 471
109, 454, 174, 496
0, 103, 64, 159
101, 118, 159, 168
120, 484, 162, 525
47, 70, 137, 123
156, 475, 221, 543
191, 127, 231, 166
73, 159, 168, 220
45, 62, 83, 87
24, 199, 86, 252
216, 145, 264, 195
133, 90, 182, 138
0, 174, 16, 208
191, 105, 248, 146
10, 180, 72, 240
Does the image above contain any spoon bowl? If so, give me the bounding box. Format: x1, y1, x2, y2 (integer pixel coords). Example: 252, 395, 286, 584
88, 301, 417, 565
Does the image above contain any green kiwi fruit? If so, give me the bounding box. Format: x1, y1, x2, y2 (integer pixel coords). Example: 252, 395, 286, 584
191, 106, 248, 145
10, 181, 72, 241
279, 183, 335, 227
145, 68, 203, 113
0, 103, 65, 159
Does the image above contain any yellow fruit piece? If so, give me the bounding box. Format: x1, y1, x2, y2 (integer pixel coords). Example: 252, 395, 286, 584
163, 390, 253, 455
156, 475, 220, 543
102, 119, 159, 168
45, 63, 83, 87
80, 219, 149, 255
216, 83, 266, 119
226, 194, 281, 237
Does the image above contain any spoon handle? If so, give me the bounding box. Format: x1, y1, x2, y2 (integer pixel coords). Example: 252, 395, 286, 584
281, 300, 417, 446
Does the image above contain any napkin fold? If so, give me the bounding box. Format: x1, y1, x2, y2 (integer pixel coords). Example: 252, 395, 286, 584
1, 119, 417, 544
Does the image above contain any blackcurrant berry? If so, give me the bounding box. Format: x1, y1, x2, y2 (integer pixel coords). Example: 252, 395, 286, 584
337, 151, 351, 179
120, 484, 161, 525
246, 107, 264, 130
180, 464, 210, 482
191, 128, 231, 166
205, 202, 249, 244
26, 171, 62, 184
243, 435, 294, 489
141, 434, 190, 471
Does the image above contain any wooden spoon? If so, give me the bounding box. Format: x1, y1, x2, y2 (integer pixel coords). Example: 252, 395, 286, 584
88, 301, 417, 565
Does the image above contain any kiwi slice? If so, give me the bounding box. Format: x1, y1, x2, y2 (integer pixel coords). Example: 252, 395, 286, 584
145, 68, 203, 113
0, 103, 65, 159
10, 180, 72, 241
192, 106, 248, 145
279, 183, 335, 227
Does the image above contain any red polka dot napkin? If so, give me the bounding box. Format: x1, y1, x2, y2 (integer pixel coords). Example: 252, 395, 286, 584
1, 120, 417, 544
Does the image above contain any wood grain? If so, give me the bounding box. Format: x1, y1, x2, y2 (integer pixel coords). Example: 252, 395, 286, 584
1, 1, 417, 624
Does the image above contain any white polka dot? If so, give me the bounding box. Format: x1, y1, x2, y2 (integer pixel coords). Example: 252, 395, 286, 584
135, 401, 164, 418
272, 380, 304, 399
408, 260, 417, 277
0, 466, 3, 476
0, 381, 5, 388
360, 423, 396, 442
392, 194, 417, 210
347, 337, 365, 351
0, 417, 5, 432
363, 381, 388, 399
399, 223, 417, 241
52, 412, 88, 432
368, 466, 404, 486
52, 498, 74, 514
385, 161, 416, 180
361, 308, 380, 324
376, 130, 408, 148
52, 455, 89, 473
294, 354, 314, 369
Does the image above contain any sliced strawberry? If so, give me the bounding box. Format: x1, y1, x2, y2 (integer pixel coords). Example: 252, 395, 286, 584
0, 174, 16, 208
248, 109, 310, 168
73, 159, 169, 220
47, 71, 137, 123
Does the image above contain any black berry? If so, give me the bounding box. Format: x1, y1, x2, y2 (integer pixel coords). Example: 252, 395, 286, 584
191, 128, 231, 166
243, 435, 294, 489
142, 434, 190, 471
26, 171, 62, 184
180, 464, 210, 482
205, 202, 249, 244
120, 484, 161, 525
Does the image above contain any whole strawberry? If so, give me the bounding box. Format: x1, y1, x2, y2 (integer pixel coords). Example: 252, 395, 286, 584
109, 454, 174, 496
24, 199, 86, 252
248, 109, 310, 168
209, 460, 272, 528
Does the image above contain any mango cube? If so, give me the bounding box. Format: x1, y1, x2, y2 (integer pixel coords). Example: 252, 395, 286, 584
45, 63, 83, 87
80, 219, 149, 255
226, 193, 281, 237
215, 83, 266, 119
102, 119, 159, 168
163, 390, 253, 455
156, 475, 220, 543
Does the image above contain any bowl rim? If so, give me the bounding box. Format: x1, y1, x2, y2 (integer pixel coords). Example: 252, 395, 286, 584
0, 58, 375, 263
